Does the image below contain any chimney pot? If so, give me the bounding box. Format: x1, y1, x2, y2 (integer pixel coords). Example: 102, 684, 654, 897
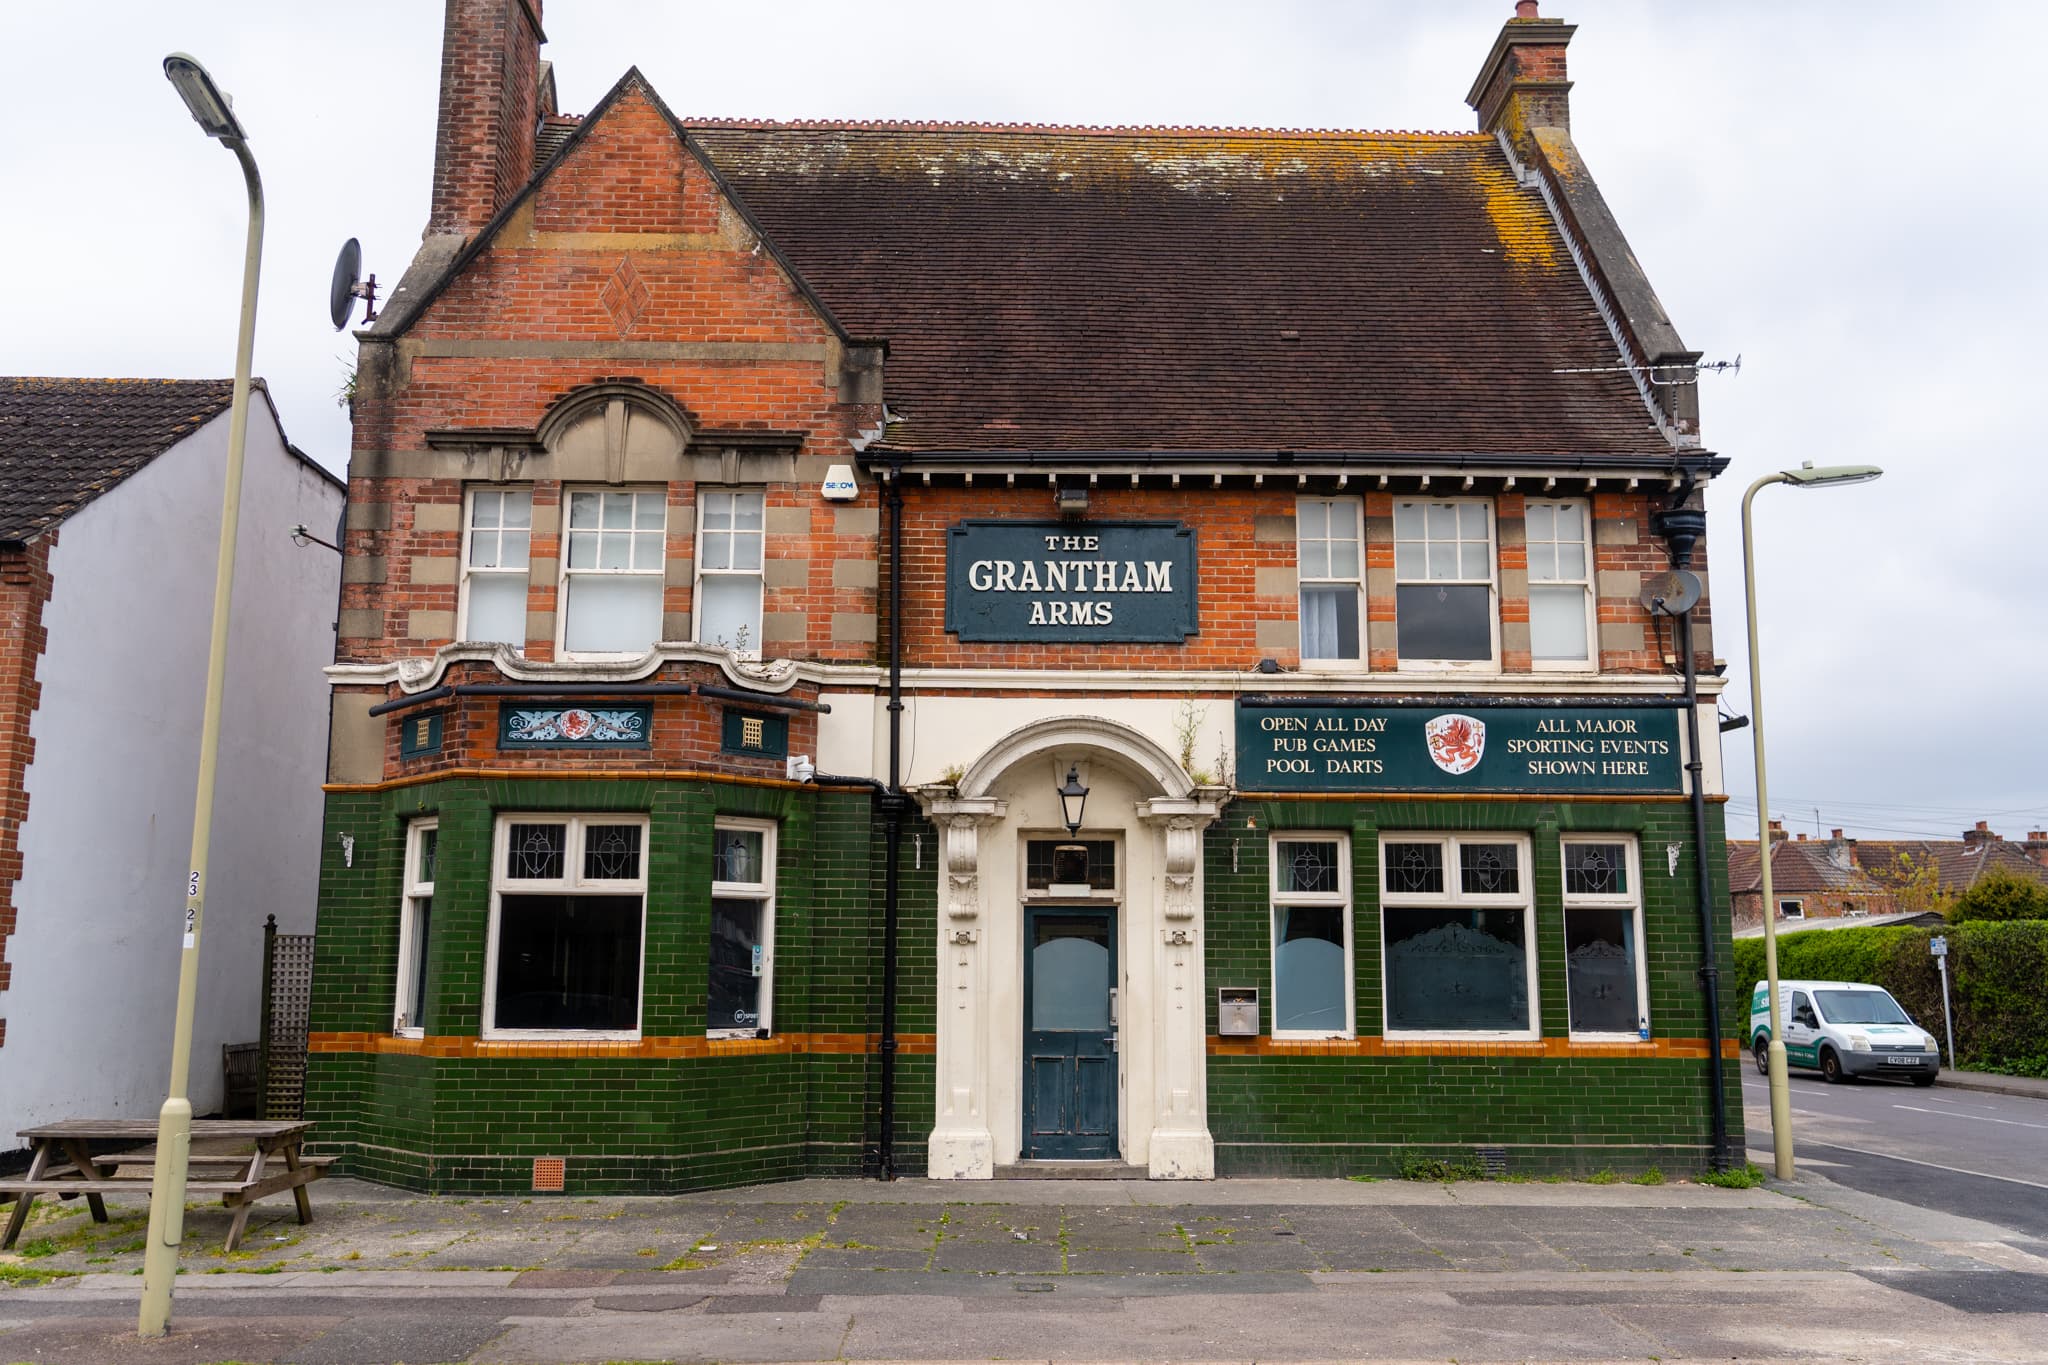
1515, 0, 1540, 16
1830, 829, 1844, 840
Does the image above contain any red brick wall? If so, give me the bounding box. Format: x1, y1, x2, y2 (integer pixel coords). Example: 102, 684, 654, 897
0, 537, 56, 1048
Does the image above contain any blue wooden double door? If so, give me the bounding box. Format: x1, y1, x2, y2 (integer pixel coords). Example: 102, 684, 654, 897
1023, 907, 1119, 1160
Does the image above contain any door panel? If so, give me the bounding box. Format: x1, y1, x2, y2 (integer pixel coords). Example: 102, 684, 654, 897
1023, 908, 1118, 1160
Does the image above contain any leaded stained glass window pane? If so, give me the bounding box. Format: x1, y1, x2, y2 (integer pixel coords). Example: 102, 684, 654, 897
583, 824, 642, 881
1563, 842, 1629, 896
507, 823, 566, 880
416, 826, 438, 885
1384, 842, 1444, 895
1277, 840, 1339, 895
715, 827, 766, 886
1458, 842, 1520, 895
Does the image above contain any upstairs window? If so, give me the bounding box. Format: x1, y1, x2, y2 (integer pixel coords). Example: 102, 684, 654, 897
560, 489, 666, 656
696, 490, 766, 656
460, 488, 532, 648
1393, 499, 1496, 667
1296, 497, 1363, 664
1526, 499, 1593, 668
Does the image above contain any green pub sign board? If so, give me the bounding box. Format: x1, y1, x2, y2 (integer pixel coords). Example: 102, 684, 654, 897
1236, 704, 1683, 793
946, 520, 1197, 643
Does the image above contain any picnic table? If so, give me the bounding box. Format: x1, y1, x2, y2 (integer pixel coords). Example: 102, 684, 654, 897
0, 1119, 329, 1253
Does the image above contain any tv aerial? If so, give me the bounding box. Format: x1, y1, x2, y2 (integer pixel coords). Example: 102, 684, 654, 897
1639, 569, 1702, 617
329, 238, 379, 331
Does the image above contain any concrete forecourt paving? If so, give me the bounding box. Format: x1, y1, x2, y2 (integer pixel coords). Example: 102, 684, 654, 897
3, 1173, 2047, 1363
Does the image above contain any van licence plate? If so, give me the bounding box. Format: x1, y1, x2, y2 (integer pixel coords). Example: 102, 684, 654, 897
1885, 1054, 1923, 1066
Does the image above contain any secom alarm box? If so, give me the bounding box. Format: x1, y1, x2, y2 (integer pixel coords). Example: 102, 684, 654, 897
1217, 987, 1260, 1037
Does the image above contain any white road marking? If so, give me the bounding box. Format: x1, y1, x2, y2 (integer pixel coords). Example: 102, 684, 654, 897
1806, 1141, 2048, 1191
1893, 1104, 2048, 1131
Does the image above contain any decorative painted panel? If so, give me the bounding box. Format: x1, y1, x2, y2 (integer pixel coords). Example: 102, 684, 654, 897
498, 704, 652, 749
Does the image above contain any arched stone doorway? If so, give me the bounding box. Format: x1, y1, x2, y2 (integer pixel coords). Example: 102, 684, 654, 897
918, 716, 1219, 1178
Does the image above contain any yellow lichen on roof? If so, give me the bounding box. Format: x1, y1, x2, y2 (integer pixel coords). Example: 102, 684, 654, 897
1472, 157, 1558, 267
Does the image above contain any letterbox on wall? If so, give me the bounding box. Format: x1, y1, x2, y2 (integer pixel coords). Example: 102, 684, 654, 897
1218, 987, 1260, 1037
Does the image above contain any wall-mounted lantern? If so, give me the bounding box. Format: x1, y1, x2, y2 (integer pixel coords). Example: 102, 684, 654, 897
1057, 764, 1089, 835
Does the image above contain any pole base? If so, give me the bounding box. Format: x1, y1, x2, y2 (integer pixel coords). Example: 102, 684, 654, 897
137, 1097, 194, 1338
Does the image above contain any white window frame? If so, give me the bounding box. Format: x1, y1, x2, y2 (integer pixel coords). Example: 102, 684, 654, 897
393, 819, 438, 1036
693, 488, 767, 660
708, 817, 778, 1039
1268, 833, 1355, 1039
1378, 831, 1538, 1040
1778, 898, 1805, 920
1525, 497, 1597, 673
1560, 834, 1649, 1040
458, 486, 533, 649
1295, 496, 1366, 669
556, 486, 667, 660
1392, 497, 1501, 673
482, 814, 650, 1041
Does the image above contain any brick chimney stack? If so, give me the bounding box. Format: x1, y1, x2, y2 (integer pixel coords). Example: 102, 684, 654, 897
1963, 819, 1997, 847
428, 0, 547, 238
1466, 0, 1575, 159
1767, 819, 1787, 844
2025, 831, 2048, 867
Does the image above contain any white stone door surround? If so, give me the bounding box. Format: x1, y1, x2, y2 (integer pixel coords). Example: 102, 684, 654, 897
919, 715, 1219, 1179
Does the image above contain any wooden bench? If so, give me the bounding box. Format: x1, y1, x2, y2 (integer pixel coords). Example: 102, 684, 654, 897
0, 1120, 328, 1253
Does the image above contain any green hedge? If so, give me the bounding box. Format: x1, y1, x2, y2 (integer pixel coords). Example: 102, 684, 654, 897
1733, 920, 2048, 1077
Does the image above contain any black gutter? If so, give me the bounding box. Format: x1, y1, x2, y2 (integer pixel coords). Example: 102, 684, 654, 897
1652, 501, 1734, 1172
859, 449, 1729, 476
365, 680, 830, 720
1239, 694, 1693, 710
696, 684, 832, 714
877, 464, 908, 1180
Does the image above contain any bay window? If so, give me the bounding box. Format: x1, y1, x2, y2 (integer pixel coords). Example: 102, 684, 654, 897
485, 815, 647, 1036
1380, 833, 1536, 1036
1270, 834, 1353, 1036
1561, 836, 1648, 1037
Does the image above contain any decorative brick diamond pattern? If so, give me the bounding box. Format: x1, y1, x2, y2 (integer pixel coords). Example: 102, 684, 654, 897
598, 256, 650, 335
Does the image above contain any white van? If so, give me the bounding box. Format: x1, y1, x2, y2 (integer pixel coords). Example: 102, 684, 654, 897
1748, 980, 1940, 1086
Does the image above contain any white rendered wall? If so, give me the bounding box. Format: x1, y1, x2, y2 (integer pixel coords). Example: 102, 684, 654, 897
2, 394, 342, 1143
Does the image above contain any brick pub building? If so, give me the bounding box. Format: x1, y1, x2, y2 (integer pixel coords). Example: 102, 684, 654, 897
309, 0, 1745, 1189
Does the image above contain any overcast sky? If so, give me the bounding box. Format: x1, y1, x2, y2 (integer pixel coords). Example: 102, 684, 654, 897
3, 1, 2041, 842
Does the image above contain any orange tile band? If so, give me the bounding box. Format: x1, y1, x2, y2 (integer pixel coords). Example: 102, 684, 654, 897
307, 1031, 938, 1059
308, 1031, 1732, 1060
1207, 1035, 1741, 1059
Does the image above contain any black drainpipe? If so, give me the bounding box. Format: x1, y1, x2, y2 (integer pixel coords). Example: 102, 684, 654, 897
1653, 498, 1734, 1172
876, 463, 908, 1180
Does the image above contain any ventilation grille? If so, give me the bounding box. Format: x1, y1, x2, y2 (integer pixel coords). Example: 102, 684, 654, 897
532, 1157, 566, 1192
1475, 1145, 1509, 1177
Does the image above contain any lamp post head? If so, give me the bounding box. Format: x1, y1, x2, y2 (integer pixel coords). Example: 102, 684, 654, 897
163, 53, 247, 143
1783, 461, 1882, 489
1057, 764, 1089, 835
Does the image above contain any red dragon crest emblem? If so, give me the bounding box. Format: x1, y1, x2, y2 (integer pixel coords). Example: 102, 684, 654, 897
1424, 713, 1486, 775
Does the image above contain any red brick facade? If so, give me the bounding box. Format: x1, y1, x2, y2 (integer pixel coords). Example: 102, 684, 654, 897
0, 535, 56, 1047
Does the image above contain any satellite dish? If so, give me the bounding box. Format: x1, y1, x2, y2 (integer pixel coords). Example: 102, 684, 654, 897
1640, 569, 1702, 617
329, 238, 379, 331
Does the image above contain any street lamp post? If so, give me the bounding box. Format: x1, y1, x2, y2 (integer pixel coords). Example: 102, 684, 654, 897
1741, 461, 1881, 1181
140, 53, 264, 1340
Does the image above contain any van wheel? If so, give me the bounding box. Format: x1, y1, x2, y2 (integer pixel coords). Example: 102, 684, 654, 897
1910, 1072, 1937, 1088
1754, 1037, 1771, 1076
1820, 1048, 1846, 1084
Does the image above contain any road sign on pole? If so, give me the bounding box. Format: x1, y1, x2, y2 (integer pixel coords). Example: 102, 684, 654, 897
1930, 936, 1957, 1068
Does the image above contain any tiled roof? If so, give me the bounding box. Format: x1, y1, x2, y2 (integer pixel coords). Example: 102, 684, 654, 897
1855, 840, 2048, 897
687, 125, 1672, 458
1725, 840, 1883, 896
0, 378, 236, 545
